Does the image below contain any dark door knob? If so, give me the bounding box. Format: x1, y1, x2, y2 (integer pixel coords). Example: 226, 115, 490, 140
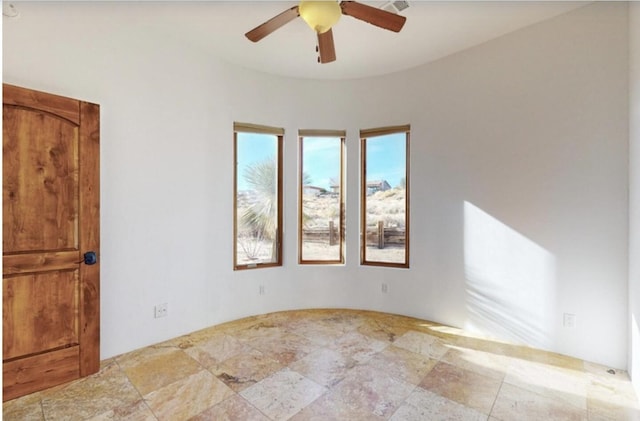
83, 251, 98, 265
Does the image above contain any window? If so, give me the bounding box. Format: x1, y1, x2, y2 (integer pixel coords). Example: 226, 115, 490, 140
298, 130, 345, 264
360, 125, 410, 267
233, 122, 283, 270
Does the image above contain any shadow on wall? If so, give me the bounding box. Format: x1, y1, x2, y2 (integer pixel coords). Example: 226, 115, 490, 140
463, 201, 556, 350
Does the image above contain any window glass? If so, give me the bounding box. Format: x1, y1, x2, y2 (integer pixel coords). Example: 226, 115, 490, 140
234, 124, 283, 270
361, 127, 409, 267
299, 134, 345, 264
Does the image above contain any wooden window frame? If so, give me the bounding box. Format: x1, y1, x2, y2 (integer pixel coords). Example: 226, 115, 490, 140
298, 130, 346, 265
233, 122, 284, 270
360, 125, 410, 268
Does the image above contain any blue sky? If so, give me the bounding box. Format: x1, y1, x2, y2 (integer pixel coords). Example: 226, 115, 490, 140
364, 133, 407, 188
236, 132, 277, 191
301, 137, 341, 189
236, 132, 407, 191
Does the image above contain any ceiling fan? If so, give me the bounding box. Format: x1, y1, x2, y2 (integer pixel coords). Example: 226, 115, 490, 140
245, 1, 407, 64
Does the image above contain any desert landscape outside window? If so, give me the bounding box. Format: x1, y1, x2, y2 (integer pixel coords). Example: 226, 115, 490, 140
298, 130, 345, 264
360, 125, 410, 268
233, 122, 283, 270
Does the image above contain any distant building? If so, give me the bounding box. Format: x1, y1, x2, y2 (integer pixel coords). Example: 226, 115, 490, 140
367, 180, 391, 195
303, 185, 326, 196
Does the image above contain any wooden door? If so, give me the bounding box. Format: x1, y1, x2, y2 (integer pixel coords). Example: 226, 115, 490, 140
2, 84, 100, 401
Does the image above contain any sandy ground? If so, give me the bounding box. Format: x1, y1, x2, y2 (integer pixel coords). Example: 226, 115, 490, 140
237, 239, 405, 264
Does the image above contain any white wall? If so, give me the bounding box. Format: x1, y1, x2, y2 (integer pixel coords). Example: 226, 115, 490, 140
2, 2, 630, 369
629, 1, 640, 398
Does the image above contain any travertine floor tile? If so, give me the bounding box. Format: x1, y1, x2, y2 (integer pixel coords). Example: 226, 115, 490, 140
586, 365, 640, 421
491, 382, 587, 421
453, 335, 523, 359
314, 313, 366, 333
504, 358, 587, 410
2, 390, 45, 421
244, 331, 319, 365
290, 399, 384, 420
211, 348, 284, 392
41, 361, 142, 420
233, 321, 289, 342
525, 349, 585, 372
117, 346, 202, 396
312, 363, 416, 418
89, 399, 157, 421
286, 319, 346, 346
419, 361, 502, 414
240, 368, 326, 420
440, 345, 509, 381
390, 387, 488, 421
587, 401, 640, 421
329, 331, 388, 363
393, 330, 450, 360
183, 333, 251, 368
144, 370, 233, 421
357, 318, 409, 344
365, 345, 437, 385
289, 347, 357, 387
189, 394, 269, 421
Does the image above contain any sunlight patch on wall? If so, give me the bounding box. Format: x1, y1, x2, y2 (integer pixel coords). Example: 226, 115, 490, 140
463, 201, 556, 349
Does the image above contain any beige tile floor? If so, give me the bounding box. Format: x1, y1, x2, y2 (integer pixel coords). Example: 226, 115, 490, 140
3, 309, 640, 420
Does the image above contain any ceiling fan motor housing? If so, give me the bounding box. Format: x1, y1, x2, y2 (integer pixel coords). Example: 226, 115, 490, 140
299, 1, 342, 33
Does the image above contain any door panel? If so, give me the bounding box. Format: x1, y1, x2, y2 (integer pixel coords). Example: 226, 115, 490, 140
3, 347, 80, 403
3, 251, 80, 276
2, 84, 99, 401
3, 106, 79, 253
3, 271, 79, 360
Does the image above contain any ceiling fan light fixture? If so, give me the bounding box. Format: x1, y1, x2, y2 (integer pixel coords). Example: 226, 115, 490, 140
299, 1, 341, 33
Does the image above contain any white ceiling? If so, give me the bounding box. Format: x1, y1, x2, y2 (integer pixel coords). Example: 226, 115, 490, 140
5, 1, 589, 80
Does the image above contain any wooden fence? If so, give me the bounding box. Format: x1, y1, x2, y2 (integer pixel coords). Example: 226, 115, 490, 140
302, 221, 340, 246
365, 221, 405, 248
303, 221, 405, 249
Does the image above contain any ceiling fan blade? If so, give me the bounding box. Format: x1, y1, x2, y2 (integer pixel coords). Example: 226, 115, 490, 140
340, 1, 406, 33
245, 6, 300, 42
317, 29, 336, 64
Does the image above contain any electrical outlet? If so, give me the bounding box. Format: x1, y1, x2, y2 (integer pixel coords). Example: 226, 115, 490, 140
259, 285, 265, 295
563, 313, 576, 328
154, 303, 168, 318
381, 283, 388, 293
